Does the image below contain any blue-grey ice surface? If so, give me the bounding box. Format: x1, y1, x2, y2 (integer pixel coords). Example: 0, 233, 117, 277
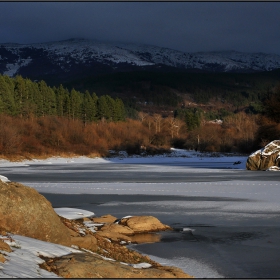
1, 149, 279, 278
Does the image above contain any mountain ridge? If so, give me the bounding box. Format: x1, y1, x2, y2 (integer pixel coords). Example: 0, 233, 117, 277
1, 38, 280, 84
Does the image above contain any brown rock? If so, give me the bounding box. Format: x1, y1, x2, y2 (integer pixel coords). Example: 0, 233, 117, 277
93, 234, 151, 264
0, 181, 71, 246
50, 252, 193, 278
120, 216, 172, 233
92, 214, 118, 223
0, 239, 12, 252
246, 140, 280, 170
96, 231, 132, 243
67, 227, 80, 237
71, 235, 97, 251
101, 223, 135, 235
0, 253, 6, 263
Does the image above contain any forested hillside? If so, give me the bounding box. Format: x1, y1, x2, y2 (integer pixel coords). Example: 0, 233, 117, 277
65, 69, 280, 115
0, 72, 279, 159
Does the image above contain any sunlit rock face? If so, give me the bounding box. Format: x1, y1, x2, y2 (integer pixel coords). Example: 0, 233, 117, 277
119, 216, 172, 233
0, 181, 71, 246
246, 140, 280, 170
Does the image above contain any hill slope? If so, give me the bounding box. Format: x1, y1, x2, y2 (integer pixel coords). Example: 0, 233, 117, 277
1, 38, 280, 85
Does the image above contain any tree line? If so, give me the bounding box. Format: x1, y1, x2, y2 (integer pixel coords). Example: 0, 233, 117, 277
0, 75, 126, 123
0, 73, 279, 159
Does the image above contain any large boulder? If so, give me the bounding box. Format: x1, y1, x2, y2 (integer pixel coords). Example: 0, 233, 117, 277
120, 216, 172, 233
0, 181, 71, 246
246, 140, 280, 170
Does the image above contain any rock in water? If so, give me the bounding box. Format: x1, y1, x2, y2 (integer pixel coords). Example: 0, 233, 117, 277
120, 216, 172, 232
0, 181, 71, 246
246, 140, 280, 170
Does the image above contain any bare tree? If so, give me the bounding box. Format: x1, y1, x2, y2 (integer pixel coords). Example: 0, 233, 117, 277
138, 111, 148, 123
144, 114, 153, 131
165, 117, 184, 139
153, 114, 162, 133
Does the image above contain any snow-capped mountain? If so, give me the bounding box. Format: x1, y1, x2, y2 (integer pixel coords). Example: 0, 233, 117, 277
1, 38, 280, 82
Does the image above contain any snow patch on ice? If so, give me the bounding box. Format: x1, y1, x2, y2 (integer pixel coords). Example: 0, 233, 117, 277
54, 207, 95, 220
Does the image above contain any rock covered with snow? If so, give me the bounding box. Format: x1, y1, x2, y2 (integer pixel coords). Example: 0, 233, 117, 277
0, 181, 72, 246
246, 140, 280, 170
0, 175, 10, 183
266, 166, 280, 171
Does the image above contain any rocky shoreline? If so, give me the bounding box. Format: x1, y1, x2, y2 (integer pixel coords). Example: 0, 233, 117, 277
0, 180, 193, 278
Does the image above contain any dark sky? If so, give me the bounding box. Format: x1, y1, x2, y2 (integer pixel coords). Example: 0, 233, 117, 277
1, 2, 280, 55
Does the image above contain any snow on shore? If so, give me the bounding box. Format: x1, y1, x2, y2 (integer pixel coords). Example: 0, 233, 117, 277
0, 207, 155, 278
0, 148, 248, 168
0, 234, 82, 278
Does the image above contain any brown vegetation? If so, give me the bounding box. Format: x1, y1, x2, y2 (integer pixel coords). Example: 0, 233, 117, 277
0, 110, 262, 159
173, 112, 259, 154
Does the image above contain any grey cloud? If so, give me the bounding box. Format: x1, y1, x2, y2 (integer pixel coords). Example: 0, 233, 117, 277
0, 2, 280, 54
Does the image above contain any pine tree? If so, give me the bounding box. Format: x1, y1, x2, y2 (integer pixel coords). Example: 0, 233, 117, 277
114, 98, 126, 121
14, 75, 27, 117
69, 89, 82, 120
91, 92, 98, 121
0, 75, 16, 115
82, 90, 96, 124
32, 81, 44, 117
97, 95, 110, 121
14, 76, 40, 118
105, 95, 116, 121
64, 92, 71, 119
38, 80, 56, 116
24, 79, 38, 118
55, 84, 68, 117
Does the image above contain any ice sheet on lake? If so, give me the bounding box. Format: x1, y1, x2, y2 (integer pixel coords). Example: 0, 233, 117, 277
24, 180, 280, 202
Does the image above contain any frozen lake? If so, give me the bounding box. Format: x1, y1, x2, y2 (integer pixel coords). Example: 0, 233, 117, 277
1, 150, 280, 278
